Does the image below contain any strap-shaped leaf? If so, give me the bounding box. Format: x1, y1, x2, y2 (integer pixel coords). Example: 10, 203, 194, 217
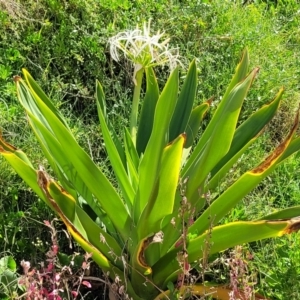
0, 134, 34, 167
189, 109, 299, 236
258, 205, 300, 220
184, 68, 259, 206
144, 242, 161, 267
208, 88, 283, 191
16, 78, 55, 135
38, 171, 124, 269
159, 191, 182, 256
96, 80, 126, 168
17, 73, 132, 241
0, 146, 49, 205
185, 101, 210, 148
96, 82, 135, 207
124, 127, 139, 172
187, 219, 300, 262
153, 218, 300, 288
182, 49, 250, 175
169, 60, 197, 142
130, 237, 157, 298
134, 68, 179, 221
17, 76, 95, 205
124, 128, 139, 192
222, 48, 250, 102
131, 134, 185, 292
37, 171, 142, 300
136, 67, 160, 155
137, 134, 185, 240
27, 114, 115, 228
29, 115, 92, 199
277, 136, 300, 163
154, 284, 268, 300
17, 80, 115, 233
16, 72, 68, 128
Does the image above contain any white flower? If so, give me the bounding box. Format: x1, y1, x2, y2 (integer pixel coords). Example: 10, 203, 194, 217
109, 20, 181, 84
20, 260, 30, 274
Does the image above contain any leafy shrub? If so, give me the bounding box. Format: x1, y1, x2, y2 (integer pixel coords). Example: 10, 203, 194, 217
1, 23, 300, 298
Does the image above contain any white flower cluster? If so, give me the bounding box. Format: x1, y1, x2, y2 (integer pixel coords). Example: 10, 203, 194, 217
109, 20, 181, 84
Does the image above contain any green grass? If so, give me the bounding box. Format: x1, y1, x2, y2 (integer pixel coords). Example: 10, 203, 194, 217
254, 234, 300, 299
0, 0, 300, 299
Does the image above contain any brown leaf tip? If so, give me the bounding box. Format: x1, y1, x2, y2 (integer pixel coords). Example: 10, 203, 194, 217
284, 217, 300, 234
13, 75, 22, 82
252, 108, 299, 174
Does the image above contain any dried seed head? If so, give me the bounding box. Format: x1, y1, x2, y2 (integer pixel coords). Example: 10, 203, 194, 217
171, 217, 176, 227
152, 231, 164, 243
119, 285, 125, 295
100, 233, 106, 243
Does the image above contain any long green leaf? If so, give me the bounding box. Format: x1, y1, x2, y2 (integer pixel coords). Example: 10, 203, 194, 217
182, 49, 250, 175
124, 127, 140, 173
0, 147, 49, 205
136, 67, 160, 155
96, 80, 127, 168
39, 172, 124, 269
36, 170, 142, 299
137, 134, 185, 239
0, 134, 33, 167
159, 191, 182, 256
134, 68, 179, 222
153, 218, 300, 288
17, 80, 114, 230
184, 68, 259, 206
18, 72, 132, 241
28, 113, 119, 232
130, 237, 157, 298
188, 110, 299, 236
277, 136, 300, 163
16, 76, 90, 199
185, 101, 210, 148
208, 88, 283, 190
187, 220, 300, 262
258, 206, 300, 220
96, 83, 135, 208
155, 284, 268, 300
16, 73, 68, 128
169, 60, 197, 142
123, 128, 139, 192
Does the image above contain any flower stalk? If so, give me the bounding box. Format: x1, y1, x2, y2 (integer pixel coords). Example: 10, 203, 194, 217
109, 20, 181, 142
130, 67, 144, 143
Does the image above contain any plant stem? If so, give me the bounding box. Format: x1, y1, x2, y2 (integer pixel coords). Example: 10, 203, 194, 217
130, 67, 144, 145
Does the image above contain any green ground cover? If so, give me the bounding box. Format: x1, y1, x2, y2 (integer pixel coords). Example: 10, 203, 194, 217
0, 0, 300, 299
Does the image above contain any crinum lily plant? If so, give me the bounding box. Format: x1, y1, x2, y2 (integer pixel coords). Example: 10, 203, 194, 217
1, 22, 300, 300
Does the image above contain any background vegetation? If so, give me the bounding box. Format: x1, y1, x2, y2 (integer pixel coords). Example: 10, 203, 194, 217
0, 0, 299, 299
